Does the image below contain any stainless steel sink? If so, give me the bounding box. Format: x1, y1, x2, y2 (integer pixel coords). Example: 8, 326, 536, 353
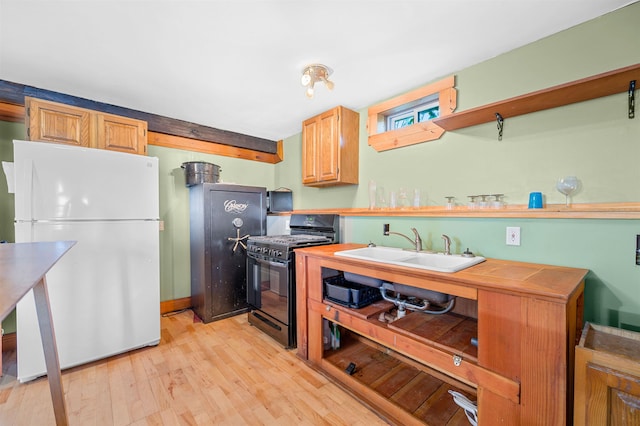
334, 246, 485, 273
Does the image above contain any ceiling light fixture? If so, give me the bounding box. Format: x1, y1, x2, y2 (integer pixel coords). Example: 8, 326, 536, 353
301, 64, 334, 99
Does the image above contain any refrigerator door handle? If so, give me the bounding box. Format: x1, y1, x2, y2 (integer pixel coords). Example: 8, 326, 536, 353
16, 158, 34, 220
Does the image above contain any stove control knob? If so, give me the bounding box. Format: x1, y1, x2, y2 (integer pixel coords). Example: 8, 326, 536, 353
276, 250, 283, 257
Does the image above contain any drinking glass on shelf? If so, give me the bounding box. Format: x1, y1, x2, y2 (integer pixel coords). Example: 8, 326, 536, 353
413, 189, 421, 207
376, 186, 387, 208
467, 195, 478, 209
368, 180, 377, 209
490, 194, 504, 209
556, 176, 579, 207
389, 191, 397, 208
398, 187, 409, 209
445, 196, 455, 210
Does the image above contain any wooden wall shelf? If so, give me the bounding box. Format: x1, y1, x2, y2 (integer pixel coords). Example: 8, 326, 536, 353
432, 63, 640, 131
287, 202, 640, 220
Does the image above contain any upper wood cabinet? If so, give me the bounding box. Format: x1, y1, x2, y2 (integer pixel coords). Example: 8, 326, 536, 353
26, 98, 91, 147
95, 112, 147, 155
302, 106, 359, 187
25, 97, 148, 155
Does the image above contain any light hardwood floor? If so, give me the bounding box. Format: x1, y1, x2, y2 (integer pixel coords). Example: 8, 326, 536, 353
0, 310, 389, 425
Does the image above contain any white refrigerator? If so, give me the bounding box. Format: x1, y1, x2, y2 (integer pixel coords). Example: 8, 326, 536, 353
13, 140, 160, 383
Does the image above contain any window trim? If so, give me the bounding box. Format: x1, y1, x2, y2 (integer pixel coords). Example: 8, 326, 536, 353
367, 76, 456, 152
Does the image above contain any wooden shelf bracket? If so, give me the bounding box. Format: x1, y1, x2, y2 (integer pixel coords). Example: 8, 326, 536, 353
629, 80, 636, 119
495, 112, 504, 141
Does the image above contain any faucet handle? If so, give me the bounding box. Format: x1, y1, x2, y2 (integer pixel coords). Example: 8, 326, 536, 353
441, 234, 452, 255
411, 228, 423, 251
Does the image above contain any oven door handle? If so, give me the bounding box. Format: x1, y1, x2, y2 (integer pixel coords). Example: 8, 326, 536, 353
247, 252, 289, 268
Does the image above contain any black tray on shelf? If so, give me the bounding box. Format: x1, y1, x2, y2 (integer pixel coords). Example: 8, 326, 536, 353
324, 275, 382, 309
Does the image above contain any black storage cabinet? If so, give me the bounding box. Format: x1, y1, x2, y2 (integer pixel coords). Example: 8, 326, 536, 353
189, 183, 266, 323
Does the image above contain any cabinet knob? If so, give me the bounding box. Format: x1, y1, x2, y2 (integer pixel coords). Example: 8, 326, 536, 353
326, 305, 331, 312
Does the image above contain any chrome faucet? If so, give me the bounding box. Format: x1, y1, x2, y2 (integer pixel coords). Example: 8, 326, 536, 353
384, 224, 423, 252
442, 234, 451, 255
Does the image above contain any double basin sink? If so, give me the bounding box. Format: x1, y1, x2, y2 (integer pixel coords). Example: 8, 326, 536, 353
334, 246, 485, 273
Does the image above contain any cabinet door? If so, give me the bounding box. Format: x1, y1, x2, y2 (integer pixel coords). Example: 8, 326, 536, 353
96, 113, 147, 155
583, 363, 640, 425
302, 118, 318, 184
26, 97, 91, 147
317, 109, 339, 182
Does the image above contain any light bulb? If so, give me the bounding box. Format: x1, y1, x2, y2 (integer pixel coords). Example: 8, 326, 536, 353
325, 79, 335, 90
301, 72, 311, 86
305, 86, 314, 98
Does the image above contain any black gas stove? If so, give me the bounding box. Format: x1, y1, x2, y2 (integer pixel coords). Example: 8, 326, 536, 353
247, 234, 333, 260
247, 214, 339, 261
246, 214, 339, 348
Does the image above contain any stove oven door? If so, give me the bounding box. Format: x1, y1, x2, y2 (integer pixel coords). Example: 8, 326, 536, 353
247, 252, 294, 347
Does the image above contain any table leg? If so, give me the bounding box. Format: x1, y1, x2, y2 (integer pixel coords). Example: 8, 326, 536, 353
33, 277, 69, 426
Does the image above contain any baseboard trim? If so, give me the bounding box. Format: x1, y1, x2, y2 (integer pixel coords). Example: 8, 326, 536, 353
160, 297, 191, 315
2, 332, 16, 352
1, 298, 192, 354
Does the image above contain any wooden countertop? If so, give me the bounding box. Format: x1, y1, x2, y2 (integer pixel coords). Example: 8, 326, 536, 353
295, 243, 588, 302
0, 241, 76, 321
0, 240, 76, 426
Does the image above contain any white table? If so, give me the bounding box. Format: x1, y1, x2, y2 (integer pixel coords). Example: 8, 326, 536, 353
0, 241, 76, 426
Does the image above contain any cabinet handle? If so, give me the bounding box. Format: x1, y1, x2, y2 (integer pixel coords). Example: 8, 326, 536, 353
453, 354, 463, 367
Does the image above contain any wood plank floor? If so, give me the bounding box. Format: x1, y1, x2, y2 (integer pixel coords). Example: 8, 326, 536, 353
0, 310, 390, 425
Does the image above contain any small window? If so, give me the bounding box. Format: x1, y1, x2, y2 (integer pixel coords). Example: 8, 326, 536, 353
389, 113, 414, 130
386, 96, 440, 131
367, 76, 456, 152
418, 105, 440, 122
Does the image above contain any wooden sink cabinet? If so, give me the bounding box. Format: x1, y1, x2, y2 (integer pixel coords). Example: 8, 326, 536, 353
295, 243, 587, 425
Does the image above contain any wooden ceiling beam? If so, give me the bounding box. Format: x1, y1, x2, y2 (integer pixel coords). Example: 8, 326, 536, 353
0, 102, 24, 122
0, 79, 279, 155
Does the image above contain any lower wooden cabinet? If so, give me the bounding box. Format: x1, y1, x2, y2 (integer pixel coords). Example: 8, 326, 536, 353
295, 244, 587, 425
574, 322, 640, 425
322, 321, 478, 425
26, 97, 147, 155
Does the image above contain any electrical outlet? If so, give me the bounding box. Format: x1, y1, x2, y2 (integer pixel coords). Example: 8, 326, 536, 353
506, 227, 521, 246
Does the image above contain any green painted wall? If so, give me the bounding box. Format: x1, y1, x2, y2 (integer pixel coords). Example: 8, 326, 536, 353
275, 3, 640, 330
0, 121, 23, 333
1, 4, 639, 334
0, 121, 22, 242
342, 216, 640, 331
280, 4, 640, 209
149, 145, 275, 302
